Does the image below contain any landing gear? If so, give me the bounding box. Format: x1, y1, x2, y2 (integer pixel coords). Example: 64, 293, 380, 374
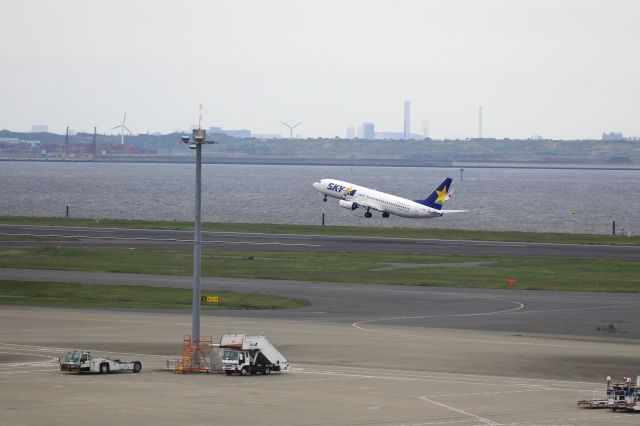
322, 195, 327, 202
382, 212, 389, 218
364, 209, 372, 218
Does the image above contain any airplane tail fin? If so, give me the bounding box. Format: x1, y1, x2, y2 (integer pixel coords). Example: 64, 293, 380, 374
414, 178, 453, 210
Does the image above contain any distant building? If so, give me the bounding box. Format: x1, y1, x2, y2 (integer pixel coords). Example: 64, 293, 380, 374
362, 122, 375, 140
375, 131, 423, 140
225, 129, 251, 138
403, 101, 410, 140
0, 137, 20, 143
252, 133, 282, 139
375, 131, 404, 140
213, 128, 250, 138
0, 137, 41, 152
208, 126, 251, 138
346, 126, 355, 139
602, 132, 625, 141
31, 124, 48, 133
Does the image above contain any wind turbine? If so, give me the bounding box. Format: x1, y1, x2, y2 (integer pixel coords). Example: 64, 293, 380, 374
280, 121, 303, 139
110, 112, 133, 144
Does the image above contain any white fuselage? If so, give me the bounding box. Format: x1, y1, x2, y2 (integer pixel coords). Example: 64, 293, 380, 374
313, 179, 443, 218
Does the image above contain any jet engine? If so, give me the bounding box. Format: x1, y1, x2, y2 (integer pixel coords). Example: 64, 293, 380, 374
338, 199, 358, 210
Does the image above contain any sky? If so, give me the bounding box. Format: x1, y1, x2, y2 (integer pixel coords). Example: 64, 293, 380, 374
1, 0, 639, 139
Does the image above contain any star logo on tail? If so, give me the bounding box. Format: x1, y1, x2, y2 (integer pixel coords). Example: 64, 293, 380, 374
435, 186, 448, 204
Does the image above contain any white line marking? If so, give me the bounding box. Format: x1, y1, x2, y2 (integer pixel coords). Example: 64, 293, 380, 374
2, 223, 638, 249
0, 232, 322, 247
419, 396, 500, 426
352, 293, 524, 342
292, 363, 604, 388
0, 368, 59, 375
0, 343, 173, 359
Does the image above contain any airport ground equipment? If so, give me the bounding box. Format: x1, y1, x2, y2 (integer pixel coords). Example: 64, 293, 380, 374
219, 333, 289, 376
174, 335, 213, 373
60, 350, 142, 374
577, 376, 639, 412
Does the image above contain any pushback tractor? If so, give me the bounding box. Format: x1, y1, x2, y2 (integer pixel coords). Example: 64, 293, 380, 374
60, 351, 142, 374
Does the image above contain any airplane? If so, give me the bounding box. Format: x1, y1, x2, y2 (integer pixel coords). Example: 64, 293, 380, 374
312, 177, 466, 219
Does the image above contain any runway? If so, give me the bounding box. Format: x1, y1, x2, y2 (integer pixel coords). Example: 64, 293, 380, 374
2, 223, 640, 259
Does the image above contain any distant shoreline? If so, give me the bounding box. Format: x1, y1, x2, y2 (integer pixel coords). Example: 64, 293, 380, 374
1, 156, 639, 171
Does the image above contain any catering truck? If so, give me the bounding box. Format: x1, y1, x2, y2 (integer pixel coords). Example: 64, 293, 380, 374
60, 350, 142, 374
219, 334, 289, 376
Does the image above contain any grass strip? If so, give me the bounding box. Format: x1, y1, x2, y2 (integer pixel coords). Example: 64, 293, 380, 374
2, 247, 639, 293
0, 280, 308, 310
1, 215, 638, 246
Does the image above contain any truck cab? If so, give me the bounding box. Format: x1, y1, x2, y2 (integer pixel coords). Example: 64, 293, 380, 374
61, 351, 92, 372
222, 349, 249, 375
222, 348, 273, 376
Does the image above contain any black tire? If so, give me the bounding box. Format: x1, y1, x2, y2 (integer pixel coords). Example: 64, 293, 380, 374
225, 370, 233, 376
364, 212, 372, 218
99, 363, 109, 374
240, 367, 249, 376
133, 362, 142, 373
264, 366, 271, 375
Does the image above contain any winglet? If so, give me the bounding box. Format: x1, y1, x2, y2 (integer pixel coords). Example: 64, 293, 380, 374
414, 178, 453, 210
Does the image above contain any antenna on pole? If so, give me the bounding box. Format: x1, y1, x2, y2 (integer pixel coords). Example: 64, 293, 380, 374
64, 126, 69, 156
403, 100, 410, 140
280, 121, 303, 139
422, 120, 430, 139
198, 103, 203, 130
91, 127, 97, 156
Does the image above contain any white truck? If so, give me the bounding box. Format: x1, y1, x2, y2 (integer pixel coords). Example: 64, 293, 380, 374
60, 350, 142, 374
219, 334, 289, 376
